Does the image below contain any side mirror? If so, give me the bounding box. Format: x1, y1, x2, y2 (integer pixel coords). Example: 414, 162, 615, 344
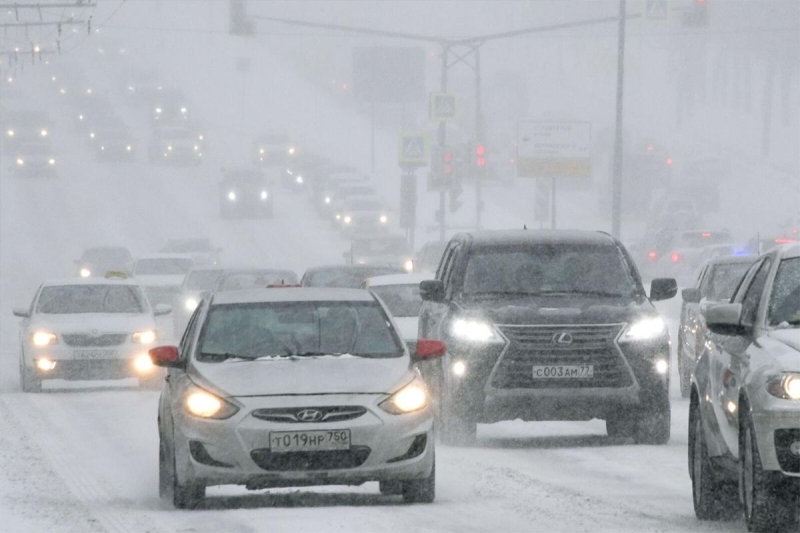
149, 345, 183, 368
415, 339, 446, 360
705, 303, 747, 336
154, 304, 172, 316
419, 279, 444, 302
12, 307, 30, 318
650, 278, 678, 301
682, 288, 702, 304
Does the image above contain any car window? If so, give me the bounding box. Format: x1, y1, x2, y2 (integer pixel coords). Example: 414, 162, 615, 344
36, 285, 145, 314
436, 242, 456, 281
184, 270, 223, 291
196, 301, 402, 360
702, 263, 753, 301
740, 258, 772, 325
767, 257, 800, 327
371, 284, 423, 317
134, 258, 193, 275
180, 307, 202, 360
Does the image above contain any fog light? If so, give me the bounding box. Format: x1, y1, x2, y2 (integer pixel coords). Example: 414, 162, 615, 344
134, 354, 154, 373
655, 359, 668, 374
790, 441, 800, 456
404, 259, 414, 273
726, 401, 737, 414
80, 268, 91, 277
295, 175, 304, 184
36, 358, 57, 371
452, 360, 466, 376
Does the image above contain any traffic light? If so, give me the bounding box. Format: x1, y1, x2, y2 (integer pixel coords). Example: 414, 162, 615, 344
229, 0, 255, 36
472, 141, 488, 179
429, 145, 457, 190
683, 0, 709, 27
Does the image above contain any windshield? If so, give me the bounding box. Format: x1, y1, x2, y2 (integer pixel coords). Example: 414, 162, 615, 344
217, 271, 299, 290
768, 257, 800, 327
705, 262, 752, 300
352, 238, 408, 257
37, 285, 145, 314
134, 258, 192, 275
305, 267, 404, 288
462, 245, 639, 297
184, 270, 223, 291
197, 301, 402, 360
371, 284, 423, 317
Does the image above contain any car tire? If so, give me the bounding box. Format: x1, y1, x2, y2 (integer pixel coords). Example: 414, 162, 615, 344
634, 385, 671, 445
158, 439, 171, 500
678, 354, 691, 399
740, 410, 798, 532
402, 458, 435, 504
378, 480, 403, 496
689, 399, 740, 521
171, 453, 205, 509
19, 359, 42, 393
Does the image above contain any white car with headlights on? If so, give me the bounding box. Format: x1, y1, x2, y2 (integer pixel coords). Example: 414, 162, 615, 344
172, 267, 225, 338
13, 276, 171, 392
220, 168, 274, 219
12, 141, 58, 177
689, 243, 800, 532
150, 287, 443, 508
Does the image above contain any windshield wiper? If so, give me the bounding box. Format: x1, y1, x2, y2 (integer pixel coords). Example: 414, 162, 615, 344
284, 351, 347, 357
551, 290, 631, 297
199, 352, 258, 362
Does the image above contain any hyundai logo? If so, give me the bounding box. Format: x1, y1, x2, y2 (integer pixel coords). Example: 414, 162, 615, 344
296, 409, 323, 422
552, 332, 574, 345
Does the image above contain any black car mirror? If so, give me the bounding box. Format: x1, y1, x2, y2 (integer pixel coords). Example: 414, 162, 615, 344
650, 278, 677, 301
681, 287, 702, 304
420, 279, 445, 303
705, 303, 748, 336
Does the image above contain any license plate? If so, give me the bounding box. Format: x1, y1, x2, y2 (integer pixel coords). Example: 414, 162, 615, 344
73, 349, 117, 360
270, 429, 351, 453
532, 365, 593, 379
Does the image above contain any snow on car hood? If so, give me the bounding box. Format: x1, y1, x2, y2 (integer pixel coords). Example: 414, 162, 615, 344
30, 313, 155, 333
191, 355, 412, 397
767, 329, 800, 355
134, 274, 185, 287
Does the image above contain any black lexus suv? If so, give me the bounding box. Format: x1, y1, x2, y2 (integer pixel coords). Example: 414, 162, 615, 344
418, 230, 677, 445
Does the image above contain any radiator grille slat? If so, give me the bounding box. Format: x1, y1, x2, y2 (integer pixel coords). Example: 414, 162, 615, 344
62, 333, 127, 347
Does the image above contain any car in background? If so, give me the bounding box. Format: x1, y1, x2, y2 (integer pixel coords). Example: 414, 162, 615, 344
74, 96, 119, 135
312, 169, 369, 215
689, 243, 800, 532
160, 238, 222, 267
150, 88, 190, 125
744, 232, 799, 255
215, 268, 299, 291
639, 229, 733, 281
12, 276, 171, 392
301, 265, 406, 289
75, 246, 135, 278
252, 133, 297, 168
329, 183, 377, 221
345, 234, 414, 273
677, 255, 756, 397
414, 241, 448, 274
90, 119, 137, 161
418, 230, 677, 445
365, 273, 432, 348
148, 126, 203, 165
3, 109, 52, 149
335, 196, 390, 236
133, 254, 194, 308
219, 168, 274, 219
151, 287, 442, 508
119, 68, 164, 107
172, 267, 225, 337
11, 141, 58, 177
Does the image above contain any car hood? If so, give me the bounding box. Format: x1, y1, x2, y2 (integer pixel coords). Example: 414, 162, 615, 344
191, 356, 412, 397
30, 313, 155, 332
455, 294, 653, 325
135, 275, 185, 287
767, 329, 800, 358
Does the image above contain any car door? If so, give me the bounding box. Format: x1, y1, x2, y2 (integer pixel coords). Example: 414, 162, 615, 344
160, 306, 202, 443
708, 257, 773, 457
683, 265, 708, 360
419, 241, 460, 340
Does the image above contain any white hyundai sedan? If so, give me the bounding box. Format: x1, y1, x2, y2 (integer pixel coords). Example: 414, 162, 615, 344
150, 287, 444, 508
13, 277, 171, 392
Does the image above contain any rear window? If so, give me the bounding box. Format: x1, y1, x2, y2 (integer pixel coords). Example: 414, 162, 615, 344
37, 285, 145, 314
185, 270, 223, 291
371, 284, 423, 317
217, 271, 298, 291
352, 238, 408, 257
304, 267, 404, 288
677, 232, 731, 248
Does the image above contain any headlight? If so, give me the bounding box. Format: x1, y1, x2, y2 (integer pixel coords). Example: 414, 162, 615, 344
259, 148, 265, 154
7, 129, 14, 137
622, 317, 667, 341
180, 107, 187, 114
48, 159, 56, 165
343, 216, 352, 224
80, 268, 91, 277
155, 107, 162, 114
227, 191, 237, 202
90, 132, 95, 138
380, 215, 388, 224
451, 318, 503, 343
288, 146, 296, 155
296, 175, 304, 184
126, 145, 132, 151
16, 158, 23, 166
132, 330, 157, 344
452, 360, 467, 376
31, 331, 58, 346
185, 387, 239, 419
404, 259, 414, 273
655, 358, 669, 374
78, 114, 84, 120
260, 190, 268, 200
379, 379, 428, 414
185, 298, 199, 311
167, 145, 172, 151
193, 145, 199, 151
325, 196, 331, 204
335, 214, 341, 220
36, 358, 57, 371
133, 353, 154, 373
766, 373, 800, 400
40, 129, 48, 137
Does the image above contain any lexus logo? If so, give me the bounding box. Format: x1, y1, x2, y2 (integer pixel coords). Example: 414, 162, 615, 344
552, 332, 574, 345
296, 409, 323, 422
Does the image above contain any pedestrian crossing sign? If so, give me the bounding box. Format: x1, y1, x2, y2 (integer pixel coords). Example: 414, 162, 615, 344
644, 0, 669, 21
398, 132, 429, 166
430, 92, 456, 122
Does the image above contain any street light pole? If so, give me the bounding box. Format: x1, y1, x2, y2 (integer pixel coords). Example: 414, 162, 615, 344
438, 44, 449, 243
611, 0, 627, 239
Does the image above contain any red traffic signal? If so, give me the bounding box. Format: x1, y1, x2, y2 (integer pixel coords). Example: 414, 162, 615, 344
475, 143, 486, 167
443, 151, 453, 174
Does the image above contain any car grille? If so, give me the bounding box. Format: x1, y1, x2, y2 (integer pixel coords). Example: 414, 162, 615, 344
250, 446, 371, 471
251, 406, 367, 423
144, 286, 180, 306
492, 324, 632, 389
62, 333, 127, 347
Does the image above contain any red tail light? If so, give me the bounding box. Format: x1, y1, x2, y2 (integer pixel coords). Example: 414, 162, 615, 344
774, 238, 797, 244
666, 158, 673, 166
671, 252, 682, 263
647, 251, 657, 260
701, 232, 712, 237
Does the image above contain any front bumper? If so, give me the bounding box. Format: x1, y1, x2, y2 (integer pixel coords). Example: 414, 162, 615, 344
173, 393, 434, 489
752, 404, 800, 476
13, 162, 57, 176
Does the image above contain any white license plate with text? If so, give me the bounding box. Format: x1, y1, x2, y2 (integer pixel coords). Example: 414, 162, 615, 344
270, 430, 351, 452
531, 365, 594, 379
73, 349, 117, 360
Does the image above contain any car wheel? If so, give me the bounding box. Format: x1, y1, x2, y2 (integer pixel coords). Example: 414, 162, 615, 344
634, 385, 670, 445
19, 358, 41, 393
689, 399, 740, 520
402, 458, 435, 504
378, 480, 403, 496
170, 443, 205, 509
740, 410, 797, 532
